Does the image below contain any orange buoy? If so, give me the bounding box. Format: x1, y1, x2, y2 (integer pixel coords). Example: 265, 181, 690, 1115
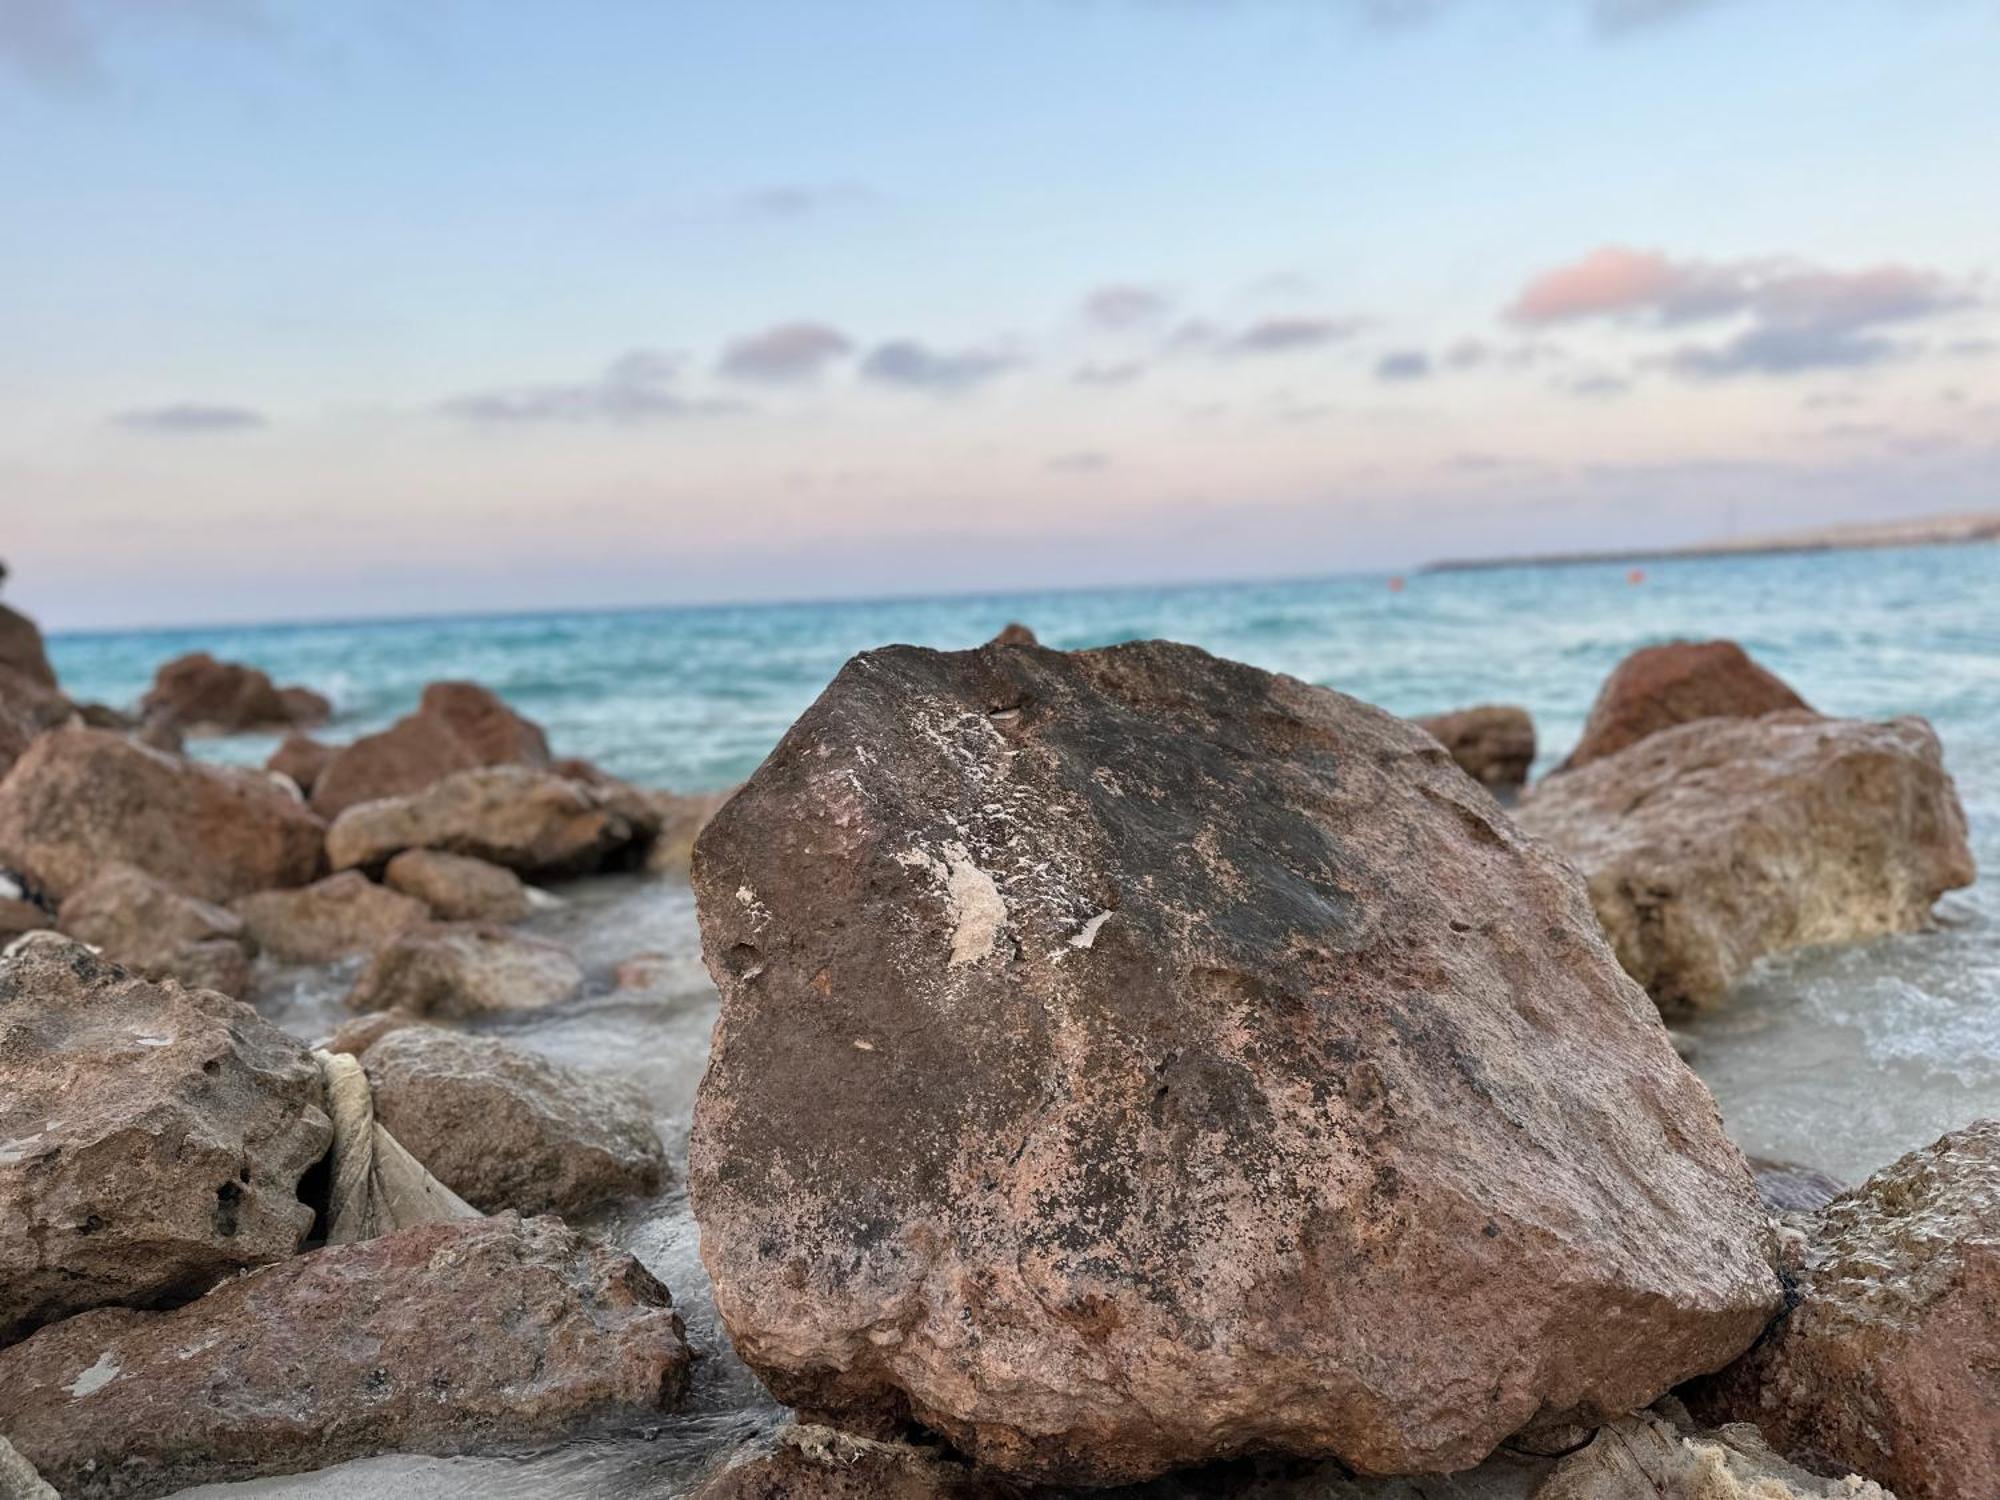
1387, 575, 1406, 593
1627, 567, 1646, 586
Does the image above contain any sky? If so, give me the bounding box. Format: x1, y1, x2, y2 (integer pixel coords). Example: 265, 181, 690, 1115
2, 0, 1996, 630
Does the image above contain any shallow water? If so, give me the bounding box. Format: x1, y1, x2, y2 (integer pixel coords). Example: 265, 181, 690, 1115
44, 544, 1993, 1496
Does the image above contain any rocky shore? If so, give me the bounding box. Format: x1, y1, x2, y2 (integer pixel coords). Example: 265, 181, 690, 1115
0, 583, 1991, 1500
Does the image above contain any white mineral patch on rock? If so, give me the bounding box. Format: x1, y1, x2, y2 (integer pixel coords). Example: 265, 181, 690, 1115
67, 1352, 119, 1398
896, 841, 1008, 966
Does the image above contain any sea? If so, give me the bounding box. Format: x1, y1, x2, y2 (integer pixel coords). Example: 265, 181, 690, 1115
40, 541, 2000, 1499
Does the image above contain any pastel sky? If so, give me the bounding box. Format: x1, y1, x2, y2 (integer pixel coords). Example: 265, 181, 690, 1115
3, 0, 1996, 629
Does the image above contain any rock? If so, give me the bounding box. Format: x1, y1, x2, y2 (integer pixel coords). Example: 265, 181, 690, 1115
1559, 641, 1810, 772
1515, 714, 1974, 1014
688, 639, 1781, 1487
232, 871, 429, 963
346, 922, 584, 1018
132, 711, 184, 754
327, 765, 651, 878
1747, 1158, 1846, 1216
139, 651, 329, 735
0, 938, 331, 1346
0, 664, 71, 739
383, 847, 531, 922
645, 787, 735, 877
265, 732, 335, 795
1414, 704, 1536, 795
1535, 1400, 1891, 1499
0, 728, 325, 905
318, 1008, 420, 1056
57, 863, 253, 998
0, 605, 56, 691
694, 1425, 1026, 1500
0, 890, 52, 943
309, 681, 549, 819
989, 622, 1038, 647
358, 1026, 666, 1216
1688, 1121, 2000, 1500
0, 1214, 691, 1500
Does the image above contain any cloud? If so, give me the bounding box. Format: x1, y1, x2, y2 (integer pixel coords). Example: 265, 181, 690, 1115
1046, 451, 1110, 473
1, 0, 271, 89
859, 340, 1018, 393
1375, 349, 1432, 381
716, 322, 855, 384
1666, 325, 1896, 378
1073, 360, 1147, 387
1082, 284, 1172, 330
1224, 315, 1363, 355
110, 403, 267, 433
1589, 0, 1724, 34
733, 183, 877, 221
438, 350, 741, 423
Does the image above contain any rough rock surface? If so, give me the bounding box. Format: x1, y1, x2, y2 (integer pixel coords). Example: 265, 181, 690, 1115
0, 728, 326, 904
140, 651, 328, 734
1689, 1121, 2000, 1500
1535, 1401, 1891, 1499
232, 870, 429, 962
0, 604, 57, 690
689, 640, 1781, 1487
1559, 640, 1810, 772
0, 1214, 692, 1500
0, 939, 330, 1346
1515, 713, 1973, 1013
383, 846, 531, 922
346, 921, 583, 1018
1413, 705, 1536, 795
359, 1025, 666, 1216
265, 732, 335, 795
309, 681, 549, 819
694, 1426, 1026, 1500
327, 764, 652, 878
57, 863, 253, 998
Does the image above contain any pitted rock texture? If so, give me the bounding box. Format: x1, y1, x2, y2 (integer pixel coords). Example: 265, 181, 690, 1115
359, 1025, 666, 1216
1558, 640, 1809, 772
694, 1425, 1027, 1500
383, 847, 531, 922
233, 870, 429, 962
1413, 704, 1536, 795
1515, 713, 1973, 1014
1688, 1121, 2000, 1500
308, 680, 551, 819
58, 863, 253, 998
0, 939, 330, 1346
345, 921, 583, 1018
0, 728, 326, 904
688, 640, 1782, 1487
0, 1214, 691, 1500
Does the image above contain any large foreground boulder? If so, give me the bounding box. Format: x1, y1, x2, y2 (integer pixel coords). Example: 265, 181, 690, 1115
357, 1026, 666, 1216
0, 728, 325, 903
1413, 704, 1536, 796
232, 870, 429, 962
309, 680, 551, 819
57, 863, 253, 999
0, 939, 330, 1346
140, 651, 329, 735
1559, 640, 1809, 772
1516, 713, 1973, 1013
0, 1214, 692, 1500
326, 764, 655, 878
346, 922, 584, 1018
1688, 1121, 2000, 1500
689, 640, 1781, 1487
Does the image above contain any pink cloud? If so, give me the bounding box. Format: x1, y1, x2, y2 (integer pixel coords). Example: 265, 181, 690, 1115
1508, 247, 1681, 323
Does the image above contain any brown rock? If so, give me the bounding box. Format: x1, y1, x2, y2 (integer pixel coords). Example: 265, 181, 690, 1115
309, 681, 549, 819
0, 604, 57, 690
360, 1026, 665, 1216
0, 728, 325, 904
645, 787, 735, 878
57, 863, 253, 998
1688, 1121, 2000, 1500
265, 732, 335, 795
1515, 714, 1974, 1014
0, 894, 52, 942
0, 938, 330, 1346
689, 640, 1780, 1487
383, 847, 530, 922
1414, 704, 1536, 795
318, 1008, 419, 1056
346, 921, 583, 1018
0, 1214, 691, 1500
989, 622, 1038, 647
694, 1426, 1026, 1500
1559, 640, 1810, 772
232, 870, 429, 963
0, 663, 72, 737
327, 765, 649, 878
139, 651, 328, 735
1747, 1158, 1846, 1216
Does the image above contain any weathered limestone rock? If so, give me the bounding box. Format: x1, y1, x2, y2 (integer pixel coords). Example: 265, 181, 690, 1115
0, 939, 330, 1345
1688, 1122, 2000, 1500
326, 764, 651, 878
358, 1026, 665, 1216
1515, 714, 1973, 1013
645, 787, 735, 878
0, 728, 325, 903
232, 870, 429, 962
689, 640, 1781, 1487
57, 863, 254, 999
0, 605, 57, 691
309, 680, 549, 819
139, 651, 329, 735
1559, 640, 1809, 772
0, 1215, 691, 1500
265, 731, 335, 795
1414, 704, 1536, 795
1535, 1401, 1891, 1499
346, 921, 583, 1018
694, 1426, 1027, 1500
383, 846, 531, 922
